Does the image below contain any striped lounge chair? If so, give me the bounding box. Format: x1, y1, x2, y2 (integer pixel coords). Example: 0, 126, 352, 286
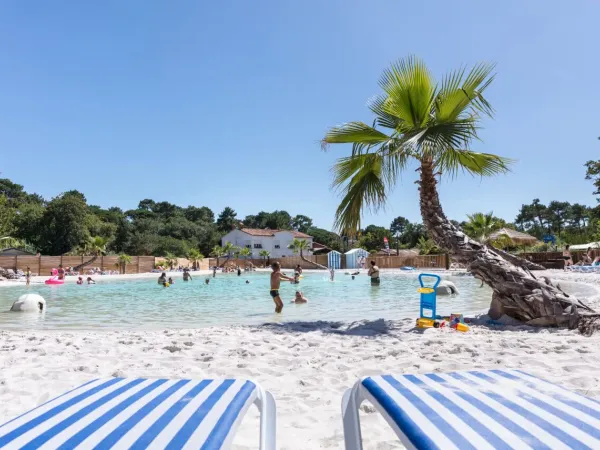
0, 377, 276, 449
342, 369, 600, 449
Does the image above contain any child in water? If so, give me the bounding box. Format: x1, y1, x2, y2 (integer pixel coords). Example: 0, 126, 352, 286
168, 277, 174, 285
292, 291, 308, 303
87, 277, 96, 284
77, 276, 84, 285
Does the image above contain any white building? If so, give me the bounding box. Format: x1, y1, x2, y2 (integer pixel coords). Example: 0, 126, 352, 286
220, 228, 314, 258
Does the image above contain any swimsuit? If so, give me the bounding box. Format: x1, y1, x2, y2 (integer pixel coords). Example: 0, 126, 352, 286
270, 289, 280, 298
371, 277, 381, 284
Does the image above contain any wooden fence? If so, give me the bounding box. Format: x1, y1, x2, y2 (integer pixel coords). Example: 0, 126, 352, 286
207, 254, 448, 270
0, 255, 156, 275
520, 250, 600, 269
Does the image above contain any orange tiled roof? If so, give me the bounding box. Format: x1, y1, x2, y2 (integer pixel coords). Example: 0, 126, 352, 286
240, 228, 312, 238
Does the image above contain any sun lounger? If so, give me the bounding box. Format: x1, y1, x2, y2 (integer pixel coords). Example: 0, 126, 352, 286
0, 377, 276, 449
567, 264, 600, 273
342, 369, 600, 449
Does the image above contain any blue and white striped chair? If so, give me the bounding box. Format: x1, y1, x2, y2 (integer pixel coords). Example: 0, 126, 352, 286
0, 377, 276, 449
342, 369, 600, 449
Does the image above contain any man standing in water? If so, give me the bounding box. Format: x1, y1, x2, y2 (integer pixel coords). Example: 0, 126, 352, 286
368, 260, 380, 285
270, 262, 294, 313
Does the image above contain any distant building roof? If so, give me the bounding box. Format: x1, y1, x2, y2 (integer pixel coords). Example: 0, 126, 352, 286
345, 248, 369, 255
239, 228, 312, 238
0, 247, 34, 256
312, 242, 331, 254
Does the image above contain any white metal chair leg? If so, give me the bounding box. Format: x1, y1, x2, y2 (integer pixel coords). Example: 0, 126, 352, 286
258, 389, 276, 450
342, 387, 363, 450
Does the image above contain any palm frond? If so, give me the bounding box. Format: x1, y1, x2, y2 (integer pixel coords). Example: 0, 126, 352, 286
331, 153, 388, 233
367, 94, 402, 130
435, 149, 513, 178
378, 56, 436, 129
436, 62, 496, 122
323, 122, 391, 146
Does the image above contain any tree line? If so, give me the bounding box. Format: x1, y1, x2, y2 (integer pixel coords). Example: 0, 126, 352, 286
0, 178, 347, 258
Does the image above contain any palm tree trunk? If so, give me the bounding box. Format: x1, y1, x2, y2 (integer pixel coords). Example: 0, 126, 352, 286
418, 159, 600, 332
73, 255, 98, 272
299, 250, 328, 270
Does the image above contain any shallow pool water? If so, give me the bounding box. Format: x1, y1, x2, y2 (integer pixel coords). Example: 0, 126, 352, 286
0, 271, 504, 330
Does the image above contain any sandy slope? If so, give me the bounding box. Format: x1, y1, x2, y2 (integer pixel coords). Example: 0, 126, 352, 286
2, 318, 600, 449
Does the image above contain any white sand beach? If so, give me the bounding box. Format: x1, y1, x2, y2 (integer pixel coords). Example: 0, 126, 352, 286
1, 270, 600, 449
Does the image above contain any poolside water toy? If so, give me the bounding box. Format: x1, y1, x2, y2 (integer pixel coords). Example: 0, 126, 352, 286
416, 274, 470, 331
11, 294, 46, 312
416, 274, 444, 329
45, 268, 64, 285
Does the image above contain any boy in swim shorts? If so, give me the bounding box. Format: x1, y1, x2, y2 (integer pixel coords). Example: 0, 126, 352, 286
270, 262, 294, 313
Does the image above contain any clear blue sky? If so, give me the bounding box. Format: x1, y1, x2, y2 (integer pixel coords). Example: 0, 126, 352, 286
1, 0, 598, 230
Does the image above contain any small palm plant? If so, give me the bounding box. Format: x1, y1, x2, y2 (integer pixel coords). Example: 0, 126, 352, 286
239, 247, 251, 259
463, 212, 500, 243
187, 249, 204, 270
115, 254, 132, 274
164, 253, 178, 270
259, 249, 271, 266
288, 238, 327, 269
210, 246, 225, 267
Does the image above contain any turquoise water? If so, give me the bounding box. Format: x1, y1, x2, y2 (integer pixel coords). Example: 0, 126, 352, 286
0, 271, 500, 330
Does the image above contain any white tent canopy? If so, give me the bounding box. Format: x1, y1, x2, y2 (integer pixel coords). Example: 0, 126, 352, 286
569, 242, 600, 251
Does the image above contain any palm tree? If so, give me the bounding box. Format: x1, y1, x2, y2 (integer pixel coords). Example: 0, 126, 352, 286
187, 249, 204, 270
239, 247, 251, 259
221, 242, 238, 265
288, 238, 327, 269
210, 245, 225, 267
258, 249, 271, 266
463, 212, 500, 242
115, 254, 132, 274
164, 253, 178, 270
323, 56, 597, 329
73, 236, 108, 272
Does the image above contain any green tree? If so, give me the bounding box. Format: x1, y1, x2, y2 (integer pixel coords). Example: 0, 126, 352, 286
116, 254, 132, 274
585, 160, 600, 200
463, 212, 501, 242
38, 193, 89, 255
288, 238, 326, 269
187, 248, 204, 269
322, 55, 589, 327
0, 195, 16, 237
258, 249, 271, 263
292, 214, 313, 233
216, 207, 238, 232
210, 245, 225, 266
390, 216, 409, 236
239, 247, 251, 259
164, 253, 178, 270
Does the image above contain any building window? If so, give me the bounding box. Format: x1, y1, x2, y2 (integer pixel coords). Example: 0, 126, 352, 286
245, 245, 251, 249
274, 245, 280, 249
254, 243, 263, 249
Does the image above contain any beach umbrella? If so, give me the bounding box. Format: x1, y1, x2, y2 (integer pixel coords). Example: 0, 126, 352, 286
489, 228, 538, 246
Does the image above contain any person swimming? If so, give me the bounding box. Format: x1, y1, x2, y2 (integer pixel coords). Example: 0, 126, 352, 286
77, 276, 83, 285
87, 277, 96, 284
205, 278, 210, 284
168, 277, 175, 285
292, 291, 308, 303
158, 272, 167, 284
183, 268, 192, 281
245, 280, 251, 284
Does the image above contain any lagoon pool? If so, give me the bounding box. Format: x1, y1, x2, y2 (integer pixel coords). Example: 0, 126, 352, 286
0, 271, 501, 330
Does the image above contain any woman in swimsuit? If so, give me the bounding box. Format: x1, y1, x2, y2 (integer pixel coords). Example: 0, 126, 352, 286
563, 245, 573, 270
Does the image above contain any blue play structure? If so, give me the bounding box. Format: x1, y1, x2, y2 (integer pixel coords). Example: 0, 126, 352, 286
418, 273, 441, 320
543, 234, 556, 245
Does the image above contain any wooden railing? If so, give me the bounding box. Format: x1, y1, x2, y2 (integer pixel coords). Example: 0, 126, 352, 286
0, 255, 156, 275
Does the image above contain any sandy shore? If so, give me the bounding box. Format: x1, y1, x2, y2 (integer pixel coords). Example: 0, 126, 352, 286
1, 269, 600, 448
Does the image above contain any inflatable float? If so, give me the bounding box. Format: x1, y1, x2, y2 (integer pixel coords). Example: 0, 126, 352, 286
45, 268, 64, 285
